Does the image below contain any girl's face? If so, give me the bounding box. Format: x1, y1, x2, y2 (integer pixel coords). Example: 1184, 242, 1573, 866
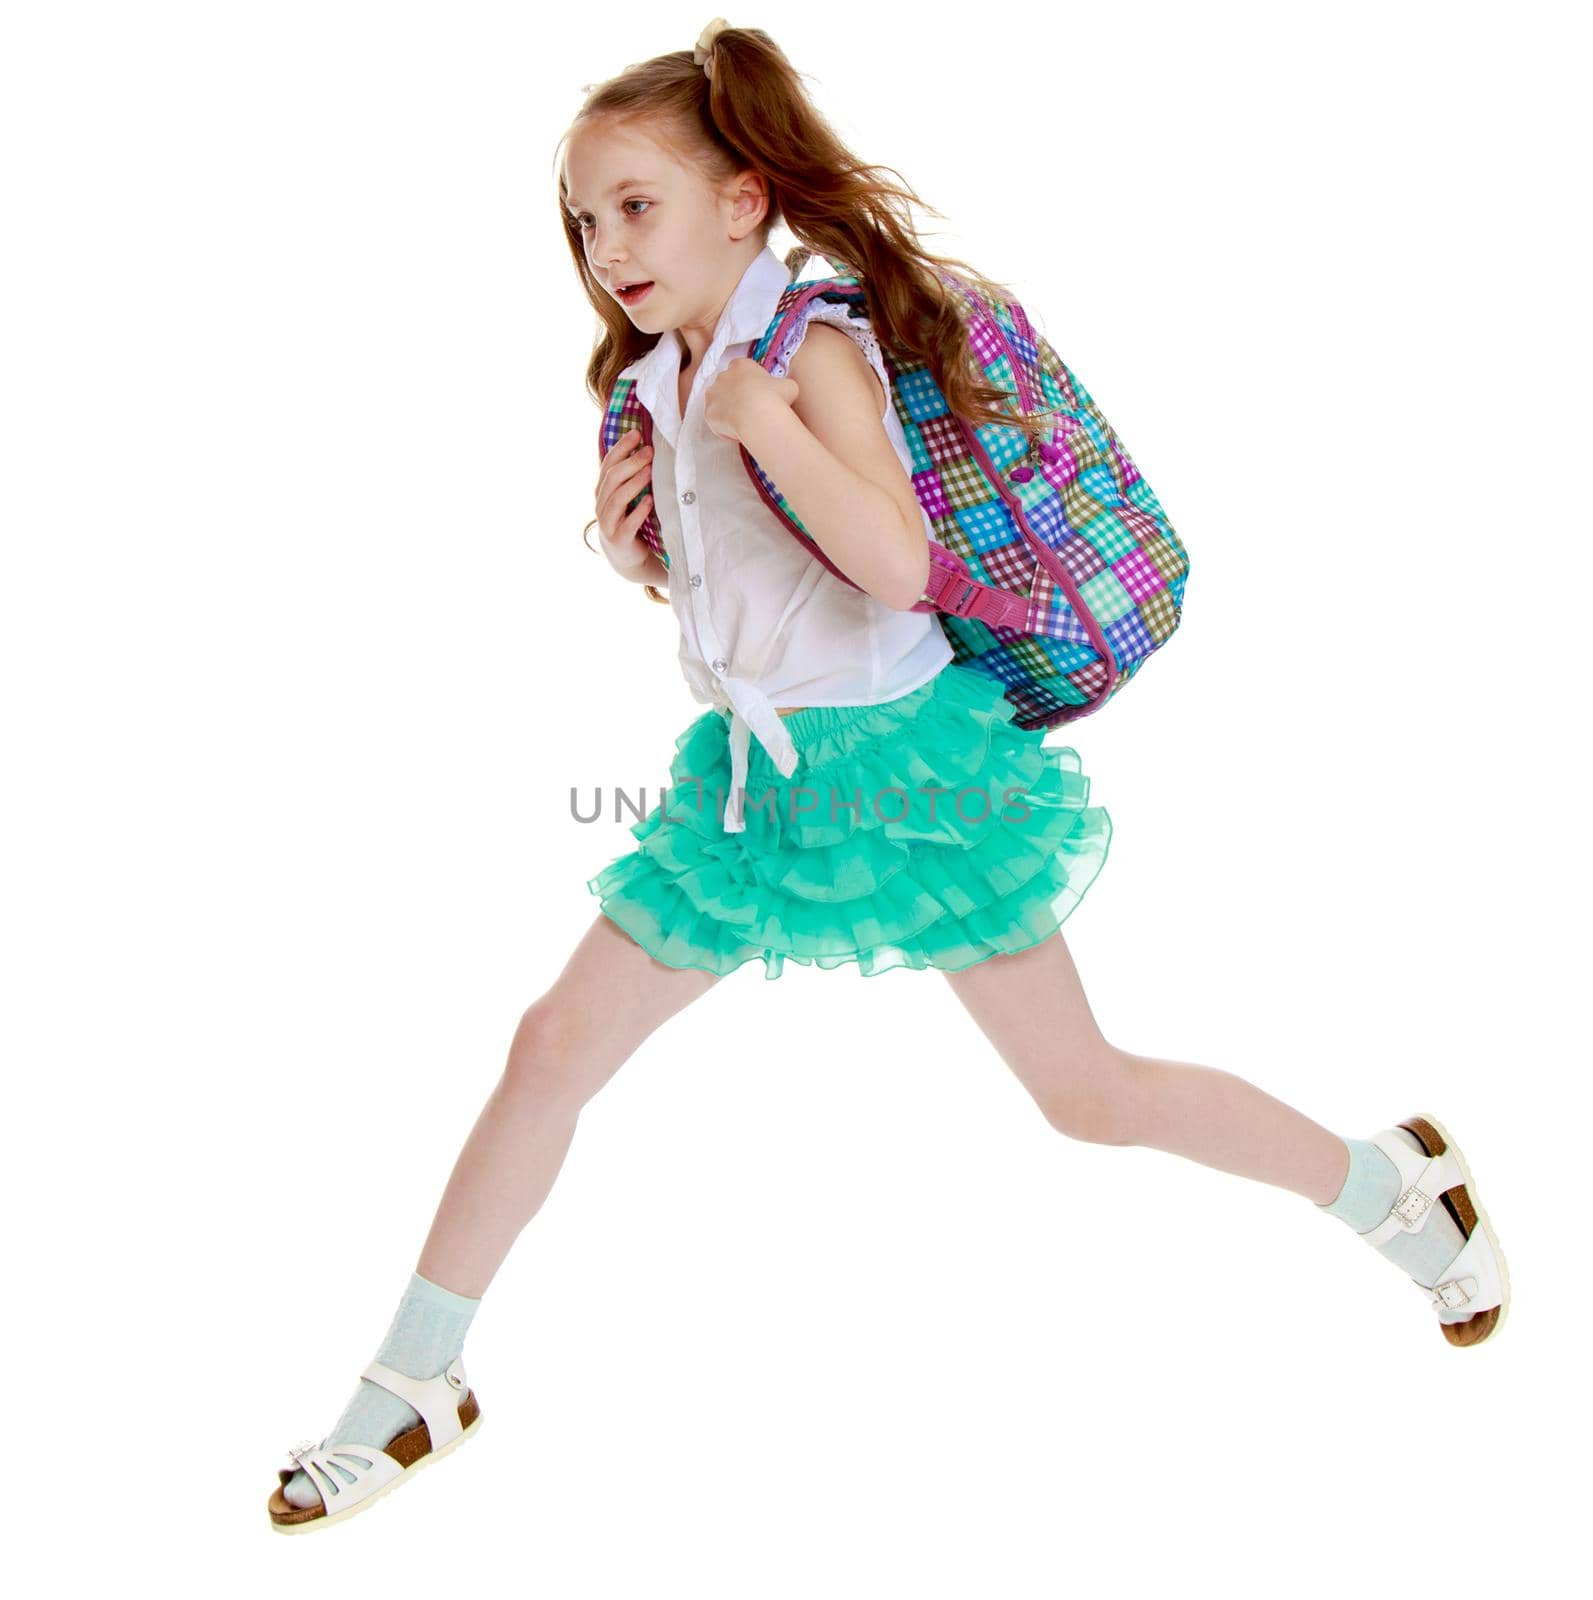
562, 121, 763, 338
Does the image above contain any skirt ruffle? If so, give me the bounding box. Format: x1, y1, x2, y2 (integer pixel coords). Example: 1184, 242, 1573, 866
585, 660, 1113, 979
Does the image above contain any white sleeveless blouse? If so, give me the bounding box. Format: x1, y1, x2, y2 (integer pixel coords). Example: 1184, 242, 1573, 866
617, 245, 952, 832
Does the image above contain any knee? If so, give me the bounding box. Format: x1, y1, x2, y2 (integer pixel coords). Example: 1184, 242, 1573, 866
500, 996, 591, 1108
1035, 1044, 1141, 1146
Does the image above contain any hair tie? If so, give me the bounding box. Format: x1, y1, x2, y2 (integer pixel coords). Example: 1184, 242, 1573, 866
693, 16, 730, 80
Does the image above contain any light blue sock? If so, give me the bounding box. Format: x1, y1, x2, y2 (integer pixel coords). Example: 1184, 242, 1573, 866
1317, 1131, 1473, 1322
283, 1270, 482, 1510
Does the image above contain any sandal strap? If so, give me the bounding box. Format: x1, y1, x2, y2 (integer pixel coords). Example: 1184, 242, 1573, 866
1420, 1226, 1503, 1317
360, 1354, 468, 1451
278, 1439, 404, 1513
1359, 1131, 1466, 1247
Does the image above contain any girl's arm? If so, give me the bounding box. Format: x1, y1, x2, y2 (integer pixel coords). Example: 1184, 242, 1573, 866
725, 326, 931, 611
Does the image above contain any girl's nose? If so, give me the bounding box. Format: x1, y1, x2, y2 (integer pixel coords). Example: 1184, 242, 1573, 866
591, 221, 622, 270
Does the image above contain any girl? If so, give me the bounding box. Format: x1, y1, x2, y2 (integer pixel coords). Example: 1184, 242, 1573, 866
266, 18, 1509, 1534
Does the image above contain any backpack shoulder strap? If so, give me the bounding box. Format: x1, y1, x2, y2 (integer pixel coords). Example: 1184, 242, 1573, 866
597, 373, 666, 564
742, 274, 1030, 629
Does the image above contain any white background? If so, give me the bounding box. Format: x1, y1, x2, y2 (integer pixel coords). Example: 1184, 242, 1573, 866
3, 1, 1587, 1592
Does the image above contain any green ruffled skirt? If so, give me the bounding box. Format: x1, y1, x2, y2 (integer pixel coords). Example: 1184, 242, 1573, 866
585, 659, 1113, 980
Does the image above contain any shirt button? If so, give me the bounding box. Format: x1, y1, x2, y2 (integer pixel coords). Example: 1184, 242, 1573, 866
711, 656, 729, 674
689, 573, 703, 588
681, 489, 696, 505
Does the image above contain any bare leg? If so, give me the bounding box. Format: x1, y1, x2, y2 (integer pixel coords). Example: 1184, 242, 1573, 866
943, 931, 1349, 1204
415, 914, 722, 1297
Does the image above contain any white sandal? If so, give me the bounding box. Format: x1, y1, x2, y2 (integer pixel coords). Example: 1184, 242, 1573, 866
267, 1355, 484, 1533
1364, 1113, 1510, 1347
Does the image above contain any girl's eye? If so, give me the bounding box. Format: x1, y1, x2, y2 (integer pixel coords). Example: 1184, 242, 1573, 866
575, 198, 650, 231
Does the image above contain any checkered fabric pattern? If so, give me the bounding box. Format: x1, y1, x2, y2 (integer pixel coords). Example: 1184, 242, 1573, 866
597, 260, 1189, 730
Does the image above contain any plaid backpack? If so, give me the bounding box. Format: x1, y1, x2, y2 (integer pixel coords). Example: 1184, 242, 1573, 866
597, 254, 1190, 730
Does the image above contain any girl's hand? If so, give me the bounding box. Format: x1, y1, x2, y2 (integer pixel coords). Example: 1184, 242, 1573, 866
703, 357, 799, 445
594, 430, 657, 579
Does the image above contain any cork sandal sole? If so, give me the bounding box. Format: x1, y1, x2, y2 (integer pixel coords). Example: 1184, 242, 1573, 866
268, 1385, 483, 1533
1399, 1112, 1511, 1347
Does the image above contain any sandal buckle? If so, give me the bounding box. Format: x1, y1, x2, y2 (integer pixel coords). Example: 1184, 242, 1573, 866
1431, 1276, 1475, 1311
1392, 1184, 1433, 1229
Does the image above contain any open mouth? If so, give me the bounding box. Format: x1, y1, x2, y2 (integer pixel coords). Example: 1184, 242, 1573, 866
616, 281, 654, 306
